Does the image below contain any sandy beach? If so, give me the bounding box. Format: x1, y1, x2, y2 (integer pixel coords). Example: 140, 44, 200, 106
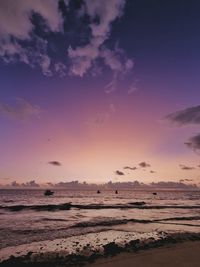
86, 241, 200, 267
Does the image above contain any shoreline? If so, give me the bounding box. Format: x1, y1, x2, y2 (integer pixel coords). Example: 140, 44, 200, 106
86, 240, 200, 267
1, 232, 200, 267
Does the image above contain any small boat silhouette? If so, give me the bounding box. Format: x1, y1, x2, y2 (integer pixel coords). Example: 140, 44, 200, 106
97, 190, 101, 194
152, 192, 157, 196
115, 190, 118, 194
44, 190, 54, 196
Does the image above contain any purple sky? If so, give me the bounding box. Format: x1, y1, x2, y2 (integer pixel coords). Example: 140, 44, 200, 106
0, 0, 200, 185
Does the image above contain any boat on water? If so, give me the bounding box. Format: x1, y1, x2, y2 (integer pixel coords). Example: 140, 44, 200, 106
44, 190, 54, 196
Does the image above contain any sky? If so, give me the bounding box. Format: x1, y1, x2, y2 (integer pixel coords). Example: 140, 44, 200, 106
0, 0, 200, 185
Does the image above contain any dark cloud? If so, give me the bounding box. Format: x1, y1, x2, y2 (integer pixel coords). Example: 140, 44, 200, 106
166, 105, 200, 126
0, 98, 41, 121
115, 170, 124, 175
179, 164, 195, 170
184, 134, 200, 151
166, 106, 200, 152
139, 162, 151, 168
123, 166, 137, 170
48, 161, 62, 166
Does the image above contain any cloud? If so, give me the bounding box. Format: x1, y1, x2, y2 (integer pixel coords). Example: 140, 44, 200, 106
139, 162, 151, 168
84, 0, 125, 39
4, 179, 198, 189
179, 179, 193, 183
0, 98, 41, 121
25, 180, 40, 187
0, 0, 135, 89
166, 105, 200, 126
0, 0, 68, 76
68, 0, 126, 76
48, 161, 62, 166
150, 181, 198, 189
68, 0, 134, 91
54, 62, 67, 77
124, 166, 137, 170
0, 36, 55, 76
101, 46, 134, 93
179, 164, 195, 170
166, 106, 200, 153
150, 170, 156, 173
115, 170, 124, 175
68, 40, 99, 77
11, 180, 39, 187
184, 134, 200, 151
0, 0, 63, 39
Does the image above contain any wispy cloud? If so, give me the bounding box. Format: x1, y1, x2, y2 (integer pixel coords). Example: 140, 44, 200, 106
128, 81, 138, 95
87, 103, 116, 127
0, 98, 41, 121
101, 46, 133, 93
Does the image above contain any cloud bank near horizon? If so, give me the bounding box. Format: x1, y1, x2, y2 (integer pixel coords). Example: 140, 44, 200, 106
1, 179, 198, 189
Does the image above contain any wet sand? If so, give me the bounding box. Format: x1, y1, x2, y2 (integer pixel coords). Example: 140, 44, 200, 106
86, 241, 200, 267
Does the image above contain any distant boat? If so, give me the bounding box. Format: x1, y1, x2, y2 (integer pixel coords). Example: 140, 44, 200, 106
152, 192, 157, 196
44, 190, 54, 196
97, 190, 101, 194
115, 190, 118, 194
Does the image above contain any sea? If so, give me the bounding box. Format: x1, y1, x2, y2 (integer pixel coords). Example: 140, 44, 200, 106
0, 189, 200, 264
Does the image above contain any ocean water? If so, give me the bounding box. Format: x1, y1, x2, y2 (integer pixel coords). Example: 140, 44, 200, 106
0, 189, 200, 263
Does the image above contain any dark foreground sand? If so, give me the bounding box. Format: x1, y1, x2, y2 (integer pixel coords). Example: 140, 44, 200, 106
86, 241, 200, 267
1, 235, 200, 267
